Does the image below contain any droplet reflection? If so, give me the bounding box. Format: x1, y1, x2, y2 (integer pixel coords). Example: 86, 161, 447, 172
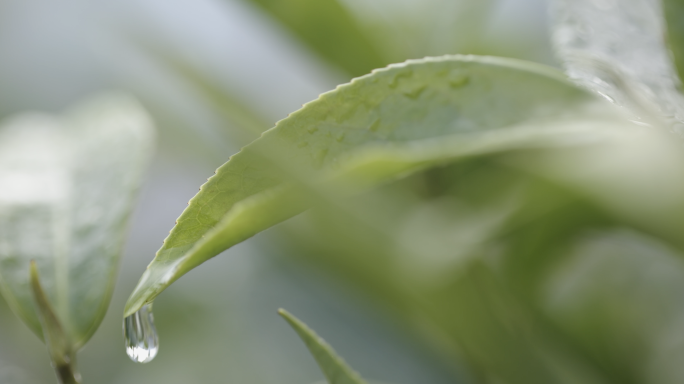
123, 304, 159, 363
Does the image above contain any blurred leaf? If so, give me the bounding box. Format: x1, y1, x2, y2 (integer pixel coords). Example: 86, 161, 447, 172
245, 0, 386, 77
339, 0, 496, 62
550, 0, 684, 131
124, 55, 623, 316
0, 361, 40, 384
141, 44, 270, 140
541, 230, 684, 383
245, 0, 498, 75
283, 126, 684, 383
0, 93, 155, 349
279, 309, 368, 384
663, 0, 684, 87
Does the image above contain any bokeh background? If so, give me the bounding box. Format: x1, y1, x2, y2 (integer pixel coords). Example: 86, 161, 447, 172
0, 1, 555, 383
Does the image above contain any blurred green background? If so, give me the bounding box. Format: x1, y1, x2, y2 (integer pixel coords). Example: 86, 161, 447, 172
0, 0, 559, 383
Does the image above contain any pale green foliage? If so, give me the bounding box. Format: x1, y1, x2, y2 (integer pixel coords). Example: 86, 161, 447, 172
119, 1, 684, 383
279, 309, 368, 384
4, 0, 684, 383
126, 12, 684, 383
124, 55, 631, 316
0, 93, 154, 352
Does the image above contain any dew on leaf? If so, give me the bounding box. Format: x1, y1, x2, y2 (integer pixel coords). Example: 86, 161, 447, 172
123, 304, 159, 364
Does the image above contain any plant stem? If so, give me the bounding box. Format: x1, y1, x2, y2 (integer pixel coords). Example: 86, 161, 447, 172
30, 263, 82, 384
55, 358, 81, 384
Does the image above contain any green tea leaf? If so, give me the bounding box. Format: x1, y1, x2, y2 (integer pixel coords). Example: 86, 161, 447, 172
278, 309, 368, 384
550, 0, 684, 131
0, 93, 155, 349
124, 55, 626, 316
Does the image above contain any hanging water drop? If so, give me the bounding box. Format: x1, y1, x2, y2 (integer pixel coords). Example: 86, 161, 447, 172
123, 304, 159, 363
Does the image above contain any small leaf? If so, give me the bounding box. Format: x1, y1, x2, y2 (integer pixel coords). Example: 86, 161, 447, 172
550, 0, 684, 130
124, 55, 623, 316
0, 93, 155, 349
278, 309, 368, 384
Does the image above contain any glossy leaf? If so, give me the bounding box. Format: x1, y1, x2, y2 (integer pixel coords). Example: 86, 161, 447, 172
0, 93, 155, 349
125, 55, 626, 316
550, 0, 684, 131
279, 309, 368, 384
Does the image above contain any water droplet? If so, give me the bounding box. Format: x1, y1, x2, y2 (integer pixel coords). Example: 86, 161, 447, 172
123, 304, 159, 364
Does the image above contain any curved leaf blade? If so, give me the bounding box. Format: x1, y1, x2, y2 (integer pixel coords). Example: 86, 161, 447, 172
279, 309, 368, 384
0, 93, 155, 349
124, 55, 621, 316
